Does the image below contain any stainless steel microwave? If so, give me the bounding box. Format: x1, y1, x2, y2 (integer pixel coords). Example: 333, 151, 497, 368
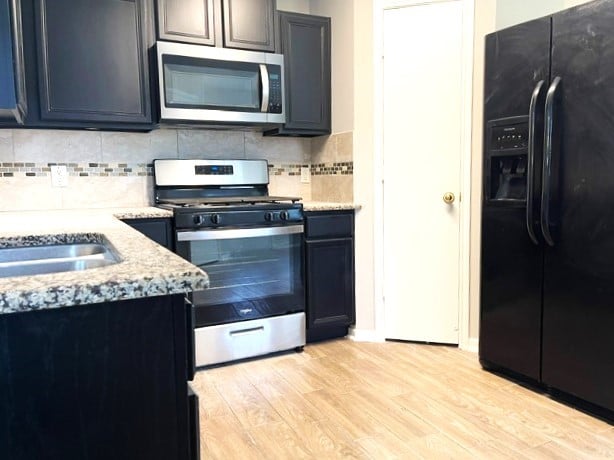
156, 41, 285, 125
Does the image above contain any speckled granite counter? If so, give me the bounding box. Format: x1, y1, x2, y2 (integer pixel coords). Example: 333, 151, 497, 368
302, 202, 360, 211
0, 208, 207, 315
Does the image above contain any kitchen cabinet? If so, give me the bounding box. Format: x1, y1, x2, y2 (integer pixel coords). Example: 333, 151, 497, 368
157, 0, 215, 45
123, 217, 174, 251
304, 210, 355, 342
0, 0, 26, 123
0, 294, 198, 460
265, 11, 331, 137
155, 0, 275, 51
15, 0, 154, 129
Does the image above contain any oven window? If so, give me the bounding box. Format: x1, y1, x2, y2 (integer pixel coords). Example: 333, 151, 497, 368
177, 231, 304, 326
163, 55, 261, 111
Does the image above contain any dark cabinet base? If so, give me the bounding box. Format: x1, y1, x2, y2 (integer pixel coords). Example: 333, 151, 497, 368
307, 325, 349, 343
122, 217, 174, 251
304, 211, 355, 341
0, 295, 196, 460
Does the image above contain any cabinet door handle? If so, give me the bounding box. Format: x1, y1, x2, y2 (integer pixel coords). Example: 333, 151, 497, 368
185, 298, 196, 381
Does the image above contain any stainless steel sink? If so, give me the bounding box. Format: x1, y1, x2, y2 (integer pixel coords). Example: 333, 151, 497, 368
0, 242, 120, 278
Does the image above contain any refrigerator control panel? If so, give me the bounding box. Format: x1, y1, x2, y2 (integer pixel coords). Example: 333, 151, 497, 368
490, 123, 528, 150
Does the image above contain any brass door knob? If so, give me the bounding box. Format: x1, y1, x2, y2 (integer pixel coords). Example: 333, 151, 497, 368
443, 192, 455, 204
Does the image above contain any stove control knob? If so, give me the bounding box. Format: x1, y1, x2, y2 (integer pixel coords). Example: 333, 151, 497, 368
210, 214, 221, 225
264, 212, 273, 221
279, 211, 289, 221
193, 215, 205, 225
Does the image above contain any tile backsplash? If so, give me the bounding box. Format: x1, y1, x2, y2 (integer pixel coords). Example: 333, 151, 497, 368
0, 128, 353, 211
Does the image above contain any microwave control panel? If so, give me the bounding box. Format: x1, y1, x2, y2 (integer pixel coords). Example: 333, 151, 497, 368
267, 65, 283, 114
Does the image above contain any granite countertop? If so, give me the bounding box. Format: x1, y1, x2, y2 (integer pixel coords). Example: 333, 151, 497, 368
0, 208, 208, 315
302, 201, 360, 211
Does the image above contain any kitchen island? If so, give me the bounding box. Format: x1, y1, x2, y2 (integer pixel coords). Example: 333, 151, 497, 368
0, 207, 207, 460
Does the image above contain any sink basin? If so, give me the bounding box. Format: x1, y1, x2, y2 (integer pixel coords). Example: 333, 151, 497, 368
0, 242, 120, 278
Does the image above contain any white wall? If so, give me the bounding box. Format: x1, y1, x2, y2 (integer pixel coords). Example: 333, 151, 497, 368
352, 0, 377, 337
276, 0, 311, 13
495, 0, 593, 29
310, 1, 355, 134
495, 0, 563, 29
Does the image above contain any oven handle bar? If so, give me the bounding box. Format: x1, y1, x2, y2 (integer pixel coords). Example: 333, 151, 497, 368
177, 224, 304, 241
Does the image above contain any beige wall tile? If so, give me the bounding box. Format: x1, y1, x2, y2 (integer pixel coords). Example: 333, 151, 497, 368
0, 176, 63, 211
12, 129, 102, 163
0, 129, 13, 162
178, 129, 245, 159
245, 132, 311, 164
268, 174, 311, 200
311, 175, 353, 202
101, 130, 178, 163
311, 135, 336, 164
60, 176, 149, 209
336, 131, 353, 163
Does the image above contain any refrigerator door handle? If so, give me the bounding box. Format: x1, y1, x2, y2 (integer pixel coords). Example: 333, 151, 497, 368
527, 79, 545, 246
541, 76, 562, 247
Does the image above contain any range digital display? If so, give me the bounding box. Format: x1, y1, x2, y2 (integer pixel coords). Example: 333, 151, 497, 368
195, 165, 234, 175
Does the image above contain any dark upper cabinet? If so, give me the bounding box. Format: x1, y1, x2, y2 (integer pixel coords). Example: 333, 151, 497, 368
157, 0, 215, 45
0, 0, 26, 123
266, 11, 331, 137
155, 0, 275, 51
304, 211, 355, 342
32, 0, 153, 126
221, 0, 275, 51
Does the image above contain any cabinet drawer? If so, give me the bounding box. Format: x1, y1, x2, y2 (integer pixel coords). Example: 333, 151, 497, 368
305, 212, 354, 239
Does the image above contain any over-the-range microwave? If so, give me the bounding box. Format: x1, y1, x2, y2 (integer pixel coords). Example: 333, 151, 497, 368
156, 41, 285, 125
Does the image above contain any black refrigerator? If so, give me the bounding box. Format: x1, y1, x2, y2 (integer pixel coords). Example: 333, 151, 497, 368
480, 0, 614, 415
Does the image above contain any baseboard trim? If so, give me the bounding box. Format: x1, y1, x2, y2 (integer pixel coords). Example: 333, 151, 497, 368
460, 337, 479, 353
348, 327, 385, 343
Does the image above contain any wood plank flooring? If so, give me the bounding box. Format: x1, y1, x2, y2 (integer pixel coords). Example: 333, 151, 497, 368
190, 339, 614, 459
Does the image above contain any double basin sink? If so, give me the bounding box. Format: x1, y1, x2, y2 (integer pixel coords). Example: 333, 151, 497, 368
0, 241, 120, 278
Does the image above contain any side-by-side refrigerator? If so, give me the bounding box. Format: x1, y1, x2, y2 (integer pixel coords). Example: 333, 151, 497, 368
480, 0, 614, 415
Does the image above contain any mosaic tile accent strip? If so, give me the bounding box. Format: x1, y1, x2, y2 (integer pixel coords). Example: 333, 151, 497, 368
267, 163, 310, 176
310, 162, 354, 176
0, 162, 153, 178
0, 162, 354, 178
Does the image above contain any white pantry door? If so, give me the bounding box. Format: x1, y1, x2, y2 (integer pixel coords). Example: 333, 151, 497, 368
383, 0, 464, 344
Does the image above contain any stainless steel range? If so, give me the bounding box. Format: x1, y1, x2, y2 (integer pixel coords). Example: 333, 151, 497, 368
154, 159, 305, 367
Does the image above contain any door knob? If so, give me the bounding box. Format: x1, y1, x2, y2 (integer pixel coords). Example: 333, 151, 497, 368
443, 192, 455, 204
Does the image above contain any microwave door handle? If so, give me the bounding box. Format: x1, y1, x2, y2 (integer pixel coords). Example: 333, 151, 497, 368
260, 64, 269, 113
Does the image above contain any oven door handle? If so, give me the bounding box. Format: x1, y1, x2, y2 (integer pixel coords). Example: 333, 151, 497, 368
177, 224, 304, 242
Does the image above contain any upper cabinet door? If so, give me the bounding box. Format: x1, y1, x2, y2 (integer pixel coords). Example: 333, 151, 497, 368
222, 0, 275, 52
272, 11, 331, 135
35, 0, 152, 124
157, 0, 215, 45
0, 0, 26, 124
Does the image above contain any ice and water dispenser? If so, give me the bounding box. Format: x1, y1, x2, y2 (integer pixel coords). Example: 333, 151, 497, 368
486, 117, 529, 202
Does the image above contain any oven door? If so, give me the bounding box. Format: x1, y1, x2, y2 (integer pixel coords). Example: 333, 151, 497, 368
176, 225, 304, 328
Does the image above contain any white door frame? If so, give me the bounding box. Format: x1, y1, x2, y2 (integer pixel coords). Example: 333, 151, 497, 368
373, 0, 475, 351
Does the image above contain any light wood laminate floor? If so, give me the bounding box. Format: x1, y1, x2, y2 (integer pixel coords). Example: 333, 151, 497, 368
191, 339, 614, 459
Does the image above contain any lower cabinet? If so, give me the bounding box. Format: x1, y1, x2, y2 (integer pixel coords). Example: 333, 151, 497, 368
0, 294, 198, 460
123, 217, 174, 251
304, 210, 355, 342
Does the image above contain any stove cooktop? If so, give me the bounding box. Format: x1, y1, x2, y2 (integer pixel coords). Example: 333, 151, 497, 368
158, 195, 302, 208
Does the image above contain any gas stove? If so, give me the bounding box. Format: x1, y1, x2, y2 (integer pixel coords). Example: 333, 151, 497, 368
154, 159, 304, 229
153, 158, 306, 368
